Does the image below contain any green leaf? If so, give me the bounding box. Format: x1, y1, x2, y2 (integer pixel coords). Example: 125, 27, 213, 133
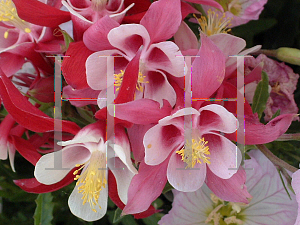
61, 30, 74, 51
113, 208, 124, 224
271, 109, 281, 119
34, 193, 54, 225
251, 71, 270, 119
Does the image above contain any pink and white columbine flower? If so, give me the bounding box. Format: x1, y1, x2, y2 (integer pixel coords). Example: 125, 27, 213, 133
34, 121, 137, 221
143, 104, 241, 192
159, 150, 298, 225
85, 0, 184, 108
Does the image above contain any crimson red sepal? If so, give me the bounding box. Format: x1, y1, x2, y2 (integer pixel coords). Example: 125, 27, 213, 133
108, 171, 157, 219
114, 50, 141, 104
11, 136, 41, 166
62, 41, 93, 89
14, 170, 75, 194
0, 72, 80, 134
12, 0, 71, 27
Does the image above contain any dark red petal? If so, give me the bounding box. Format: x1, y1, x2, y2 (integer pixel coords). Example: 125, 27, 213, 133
11, 136, 41, 166
0, 72, 80, 134
12, 0, 71, 27
13, 170, 75, 193
62, 41, 94, 89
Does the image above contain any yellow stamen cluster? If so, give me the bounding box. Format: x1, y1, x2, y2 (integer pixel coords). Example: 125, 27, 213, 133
73, 151, 107, 213
114, 70, 149, 92
196, 9, 232, 36
205, 193, 246, 225
176, 137, 210, 168
0, 0, 31, 38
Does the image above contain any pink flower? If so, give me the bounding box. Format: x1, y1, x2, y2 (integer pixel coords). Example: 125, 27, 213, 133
34, 121, 138, 221
85, 0, 184, 108
143, 104, 241, 192
159, 150, 298, 225
245, 54, 299, 121
202, 0, 268, 27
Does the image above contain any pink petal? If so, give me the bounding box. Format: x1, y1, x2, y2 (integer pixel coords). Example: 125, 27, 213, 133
0, 72, 80, 134
123, 160, 168, 215
13, 0, 71, 27
144, 124, 183, 166
127, 124, 153, 163
198, 104, 238, 134
83, 16, 120, 51
185, 0, 223, 12
140, 0, 181, 44
108, 24, 150, 58
174, 22, 199, 51
34, 144, 91, 185
145, 41, 184, 77
181, 1, 199, 19
192, 34, 226, 99
206, 166, 251, 204
0, 52, 25, 77
167, 151, 206, 192
292, 170, 300, 225
205, 133, 241, 179
144, 70, 177, 107
107, 98, 172, 125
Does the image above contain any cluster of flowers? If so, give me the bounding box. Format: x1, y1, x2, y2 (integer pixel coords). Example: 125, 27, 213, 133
0, 0, 300, 224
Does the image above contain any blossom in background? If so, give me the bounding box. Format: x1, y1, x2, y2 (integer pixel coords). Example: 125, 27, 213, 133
34, 121, 137, 221
202, 0, 268, 27
245, 54, 299, 121
159, 150, 298, 225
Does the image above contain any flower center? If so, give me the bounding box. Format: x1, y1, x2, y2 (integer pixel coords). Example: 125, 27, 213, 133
205, 193, 246, 225
114, 70, 149, 92
215, 0, 242, 15
91, 0, 107, 11
0, 0, 31, 38
176, 137, 210, 168
195, 9, 232, 36
73, 151, 107, 213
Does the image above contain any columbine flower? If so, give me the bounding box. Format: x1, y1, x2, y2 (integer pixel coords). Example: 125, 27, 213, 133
202, 0, 268, 27
143, 104, 240, 192
159, 150, 298, 225
85, 0, 184, 108
34, 121, 137, 221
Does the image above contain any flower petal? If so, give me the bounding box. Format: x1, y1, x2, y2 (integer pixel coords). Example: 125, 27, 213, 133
144, 124, 183, 166
68, 177, 108, 221
206, 133, 241, 179
34, 144, 91, 185
174, 22, 199, 51
167, 151, 206, 192
13, 0, 71, 27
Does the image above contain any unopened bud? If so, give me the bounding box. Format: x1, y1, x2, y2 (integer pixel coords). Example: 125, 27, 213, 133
276, 47, 300, 66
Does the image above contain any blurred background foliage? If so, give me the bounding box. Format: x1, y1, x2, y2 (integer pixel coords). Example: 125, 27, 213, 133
0, 0, 299, 224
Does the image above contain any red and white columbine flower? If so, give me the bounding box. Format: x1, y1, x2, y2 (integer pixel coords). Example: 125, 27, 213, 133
143, 104, 241, 192
34, 121, 137, 221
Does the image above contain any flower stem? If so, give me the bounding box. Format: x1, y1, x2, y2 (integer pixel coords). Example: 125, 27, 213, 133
275, 133, 300, 141
256, 144, 298, 173
251, 49, 277, 57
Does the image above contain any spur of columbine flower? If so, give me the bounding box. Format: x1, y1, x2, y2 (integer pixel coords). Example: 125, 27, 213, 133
34, 121, 137, 221
143, 104, 241, 192
159, 149, 298, 225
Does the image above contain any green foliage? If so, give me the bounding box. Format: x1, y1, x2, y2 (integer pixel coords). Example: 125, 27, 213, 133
251, 71, 270, 119
34, 193, 54, 225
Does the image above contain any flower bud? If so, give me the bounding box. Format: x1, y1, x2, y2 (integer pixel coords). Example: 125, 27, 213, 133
276, 47, 300, 66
